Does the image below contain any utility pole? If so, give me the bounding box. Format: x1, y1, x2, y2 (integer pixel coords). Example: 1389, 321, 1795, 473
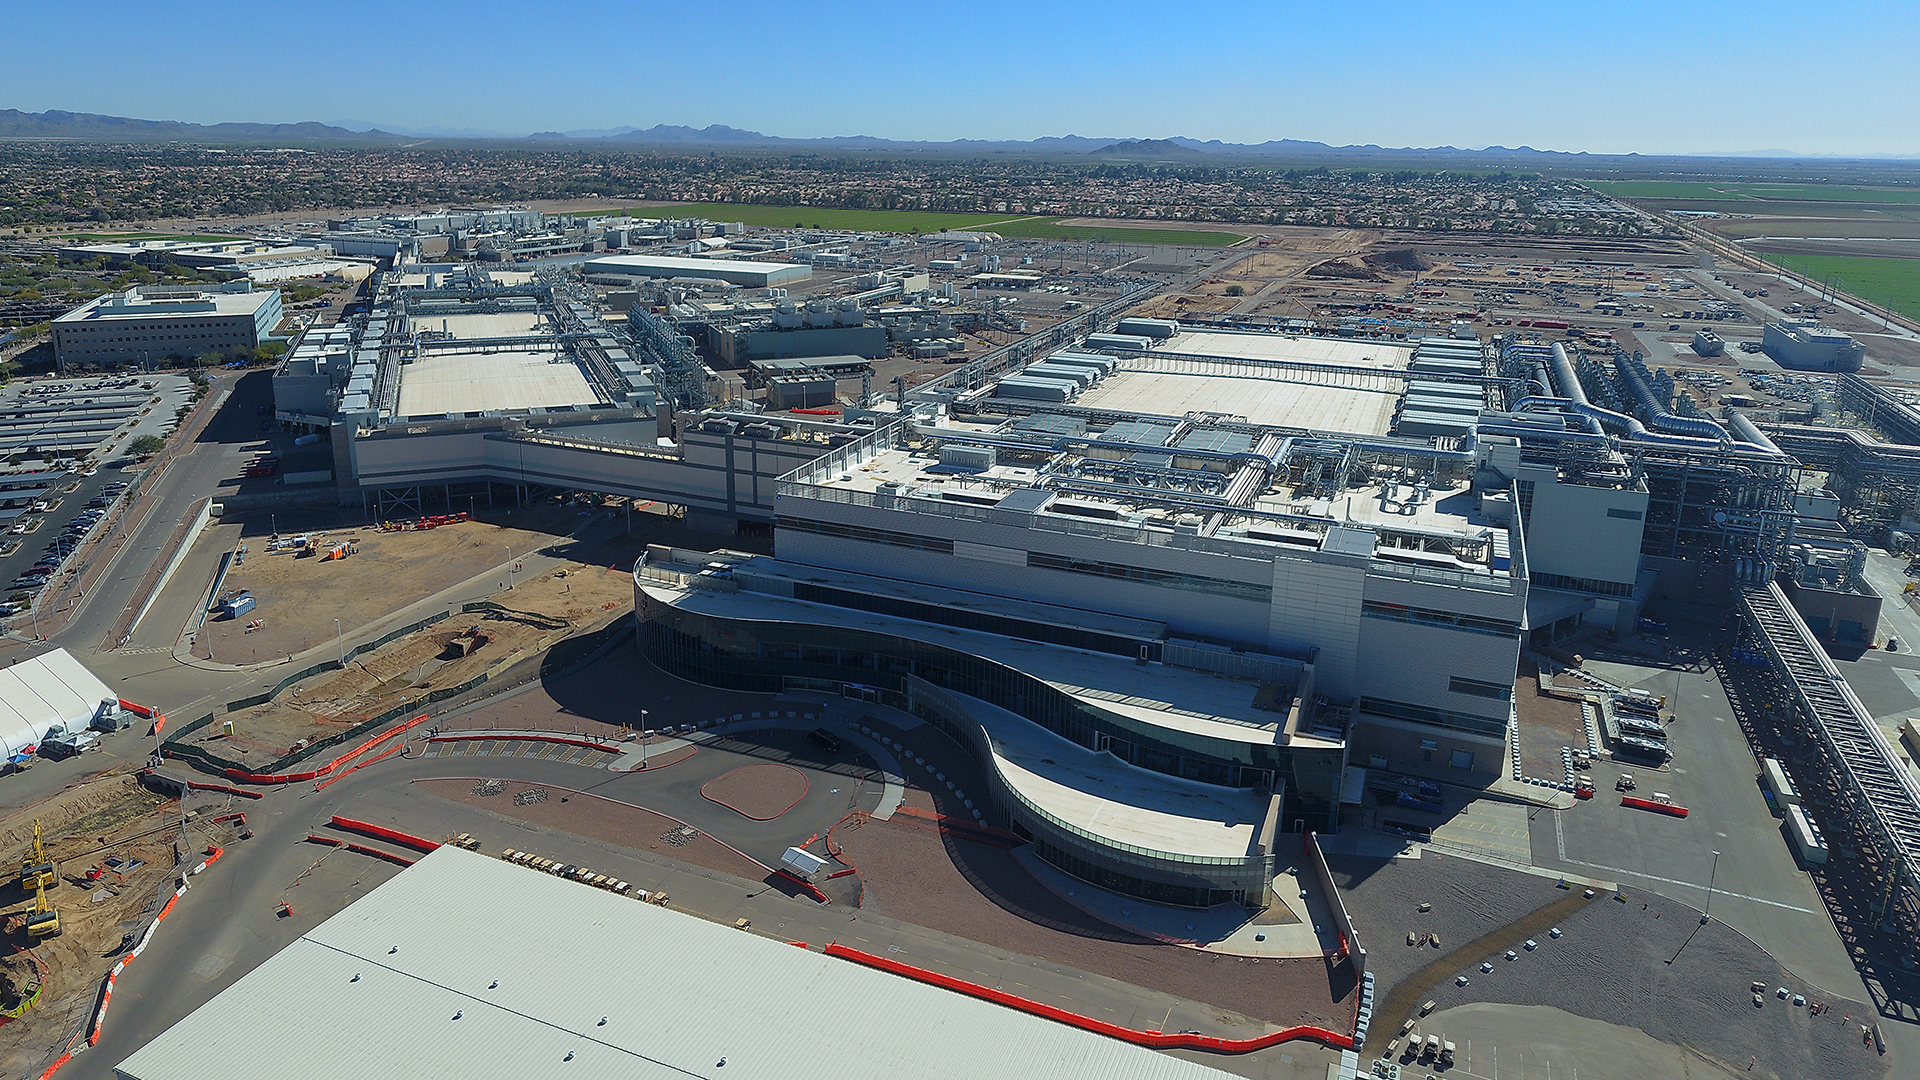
1703, 849, 1721, 924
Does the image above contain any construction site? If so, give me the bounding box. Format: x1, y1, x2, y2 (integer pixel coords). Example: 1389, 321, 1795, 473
177, 553, 632, 771
187, 505, 626, 663
0, 769, 249, 1077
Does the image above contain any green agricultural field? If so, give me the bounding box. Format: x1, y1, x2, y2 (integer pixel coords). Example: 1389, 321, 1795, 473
1588, 180, 1920, 206
989, 218, 1247, 247
1585, 181, 1749, 200
1725, 184, 1920, 204
566, 203, 1009, 234
1760, 252, 1920, 321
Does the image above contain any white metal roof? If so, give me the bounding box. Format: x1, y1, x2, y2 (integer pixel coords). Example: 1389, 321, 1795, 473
114, 846, 1243, 1080
0, 647, 113, 754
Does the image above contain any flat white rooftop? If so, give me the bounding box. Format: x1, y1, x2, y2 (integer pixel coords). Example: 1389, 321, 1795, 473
115, 846, 1243, 1080
584, 254, 812, 283
55, 287, 276, 324
1076, 364, 1402, 435
396, 351, 600, 416
429, 311, 544, 339
1161, 331, 1415, 370
965, 691, 1270, 860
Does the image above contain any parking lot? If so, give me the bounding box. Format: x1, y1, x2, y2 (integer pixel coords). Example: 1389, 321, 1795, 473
1528, 636, 1858, 997
1, 461, 141, 620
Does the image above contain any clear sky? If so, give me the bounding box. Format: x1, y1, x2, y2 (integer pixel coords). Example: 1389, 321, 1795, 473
4, 0, 1916, 156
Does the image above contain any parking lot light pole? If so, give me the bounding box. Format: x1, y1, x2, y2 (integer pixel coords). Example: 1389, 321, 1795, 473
1703, 849, 1722, 924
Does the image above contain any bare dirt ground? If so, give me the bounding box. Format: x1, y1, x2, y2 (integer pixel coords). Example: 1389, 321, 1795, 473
414, 778, 771, 884
0, 771, 250, 1077
194, 507, 595, 661
701, 765, 809, 820
185, 559, 632, 767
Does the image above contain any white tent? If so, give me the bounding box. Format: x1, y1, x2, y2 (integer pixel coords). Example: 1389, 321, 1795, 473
0, 648, 116, 757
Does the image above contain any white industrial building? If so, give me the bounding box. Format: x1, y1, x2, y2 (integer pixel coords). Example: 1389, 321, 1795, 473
113, 845, 1244, 1080
53, 283, 283, 370
1761, 319, 1866, 373
582, 254, 812, 288
0, 648, 118, 758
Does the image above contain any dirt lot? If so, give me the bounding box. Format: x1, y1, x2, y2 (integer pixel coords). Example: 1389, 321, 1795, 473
193, 507, 599, 661
185, 558, 633, 768
0, 770, 249, 1077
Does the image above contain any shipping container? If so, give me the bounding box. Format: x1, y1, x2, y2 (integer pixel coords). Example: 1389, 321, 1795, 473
1761, 757, 1800, 808
1785, 804, 1828, 865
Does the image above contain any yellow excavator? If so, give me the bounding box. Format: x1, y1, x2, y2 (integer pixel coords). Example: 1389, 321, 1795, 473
18, 819, 54, 892
25, 880, 59, 940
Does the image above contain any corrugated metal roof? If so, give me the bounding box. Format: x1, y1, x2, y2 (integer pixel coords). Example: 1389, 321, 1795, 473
115, 847, 1243, 1080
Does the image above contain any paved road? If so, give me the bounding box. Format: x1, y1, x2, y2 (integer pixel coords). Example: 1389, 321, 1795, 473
82, 717, 1335, 1080
1530, 646, 1856, 996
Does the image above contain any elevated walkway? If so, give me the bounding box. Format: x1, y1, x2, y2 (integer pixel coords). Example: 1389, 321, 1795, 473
1739, 580, 1920, 930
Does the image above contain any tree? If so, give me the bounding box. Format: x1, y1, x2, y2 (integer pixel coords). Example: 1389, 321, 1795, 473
1225, 284, 1245, 297
128, 434, 165, 457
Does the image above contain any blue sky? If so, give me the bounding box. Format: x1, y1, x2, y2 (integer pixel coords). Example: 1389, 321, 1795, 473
4, 0, 1916, 155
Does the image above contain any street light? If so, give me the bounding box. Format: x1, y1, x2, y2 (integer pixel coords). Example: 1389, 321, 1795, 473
1703, 850, 1722, 924
505, 546, 513, 589
335, 618, 344, 667
639, 709, 649, 770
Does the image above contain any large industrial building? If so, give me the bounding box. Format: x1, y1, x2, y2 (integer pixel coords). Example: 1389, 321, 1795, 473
1761, 319, 1866, 372
582, 253, 813, 288
268, 262, 1920, 936
113, 846, 1245, 1080
52, 282, 283, 370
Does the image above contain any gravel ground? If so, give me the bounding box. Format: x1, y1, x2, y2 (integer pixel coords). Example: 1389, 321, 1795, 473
1353, 855, 1884, 1080
701, 764, 809, 820
1328, 852, 1567, 992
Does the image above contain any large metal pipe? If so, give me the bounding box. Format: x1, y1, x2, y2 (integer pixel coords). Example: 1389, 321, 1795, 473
1611, 351, 1733, 441
1728, 411, 1782, 455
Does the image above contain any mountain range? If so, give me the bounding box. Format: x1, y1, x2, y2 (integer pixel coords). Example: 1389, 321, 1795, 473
2, 109, 1913, 161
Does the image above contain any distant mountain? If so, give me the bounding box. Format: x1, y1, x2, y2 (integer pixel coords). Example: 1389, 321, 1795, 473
0, 109, 403, 142
6, 108, 1913, 159
1090, 138, 1202, 159
330, 120, 523, 139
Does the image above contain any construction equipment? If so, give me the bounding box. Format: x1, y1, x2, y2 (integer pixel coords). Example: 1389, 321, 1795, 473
18, 819, 54, 891
25, 881, 59, 939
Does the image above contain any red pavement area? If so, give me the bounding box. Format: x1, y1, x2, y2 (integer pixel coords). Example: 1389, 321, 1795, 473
836, 786, 1357, 1035
701, 763, 808, 820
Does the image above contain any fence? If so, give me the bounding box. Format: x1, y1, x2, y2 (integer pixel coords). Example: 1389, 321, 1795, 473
162, 612, 635, 781
222, 608, 453, 711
